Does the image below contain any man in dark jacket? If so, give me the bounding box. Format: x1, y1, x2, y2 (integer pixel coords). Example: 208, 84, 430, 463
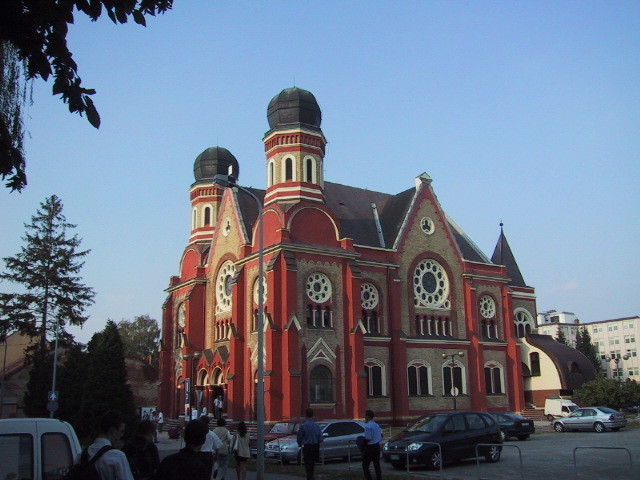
152, 420, 210, 480
123, 420, 160, 480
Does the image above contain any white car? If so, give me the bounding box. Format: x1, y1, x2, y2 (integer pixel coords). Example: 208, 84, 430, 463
0, 418, 82, 480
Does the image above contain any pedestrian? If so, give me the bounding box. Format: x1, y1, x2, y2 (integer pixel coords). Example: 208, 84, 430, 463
82, 410, 135, 480
123, 419, 160, 480
212, 418, 232, 480
232, 421, 250, 480
150, 410, 159, 443
201, 405, 208, 417
156, 409, 164, 433
151, 420, 210, 480
362, 409, 383, 480
197, 416, 222, 478
191, 407, 198, 421
296, 408, 323, 480
214, 396, 223, 419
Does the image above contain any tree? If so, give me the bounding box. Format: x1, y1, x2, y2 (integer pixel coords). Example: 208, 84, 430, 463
555, 328, 569, 346
575, 326, 602, 374
77, 320, 136, 439
0, 0, 174, 191
574, 377, 640, 411
22, 348, 53, 417
0, 195, 95, 354
117, 314, 160, 367
56, 343, 89, 426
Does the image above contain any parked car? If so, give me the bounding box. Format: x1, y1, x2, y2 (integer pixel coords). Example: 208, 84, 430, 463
544, 398, 579, 421
493, 412, 535, 441
382, 411, 502, 470
552, 406, 627, 433
0, 418, 82, 480
264, 419, 366, 464
251, 419, 304, 456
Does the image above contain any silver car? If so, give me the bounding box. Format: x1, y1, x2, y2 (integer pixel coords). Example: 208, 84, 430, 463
552, 406, 626, 433
264, 419, 366, 464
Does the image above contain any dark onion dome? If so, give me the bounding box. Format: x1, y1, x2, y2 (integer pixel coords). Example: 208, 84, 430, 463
193, 147, 240, 183
267, 87, 322, 130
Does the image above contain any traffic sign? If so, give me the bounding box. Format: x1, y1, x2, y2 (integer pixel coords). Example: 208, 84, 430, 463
47, 400, 59, 412
48, 391, 59, 401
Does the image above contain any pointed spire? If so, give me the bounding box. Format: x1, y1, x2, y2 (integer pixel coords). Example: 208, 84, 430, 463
491, 222, 527, 287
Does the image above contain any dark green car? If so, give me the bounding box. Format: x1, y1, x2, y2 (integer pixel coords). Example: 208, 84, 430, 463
493, 412, 535, 441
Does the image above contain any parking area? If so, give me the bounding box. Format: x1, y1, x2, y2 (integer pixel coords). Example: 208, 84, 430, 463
324, 424, 640, 480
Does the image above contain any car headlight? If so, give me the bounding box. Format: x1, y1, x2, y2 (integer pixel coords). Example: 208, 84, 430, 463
383, 443, 389, 451
278, 441, 292, 450
407, 443, 423, 451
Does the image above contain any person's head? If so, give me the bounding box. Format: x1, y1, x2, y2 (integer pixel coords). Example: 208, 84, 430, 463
184, 420, 208, 450
217, 417, 226, 427
365, 410, 375, 422
305, 408, 314, 419
199, 415, 210, 428
99, 410, 126, 447
237, 421, 247, 437
138, 419, 155, 440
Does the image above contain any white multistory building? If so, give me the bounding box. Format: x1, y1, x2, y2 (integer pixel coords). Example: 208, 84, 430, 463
584, 316, 640, 381
537, 310, 581, 347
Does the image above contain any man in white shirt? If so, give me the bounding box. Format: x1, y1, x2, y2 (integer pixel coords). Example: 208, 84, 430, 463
85, 410, 135, 480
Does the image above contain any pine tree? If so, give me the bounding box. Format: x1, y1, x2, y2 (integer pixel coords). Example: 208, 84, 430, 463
575, 326, 602, 373
555, 328, 569, 345
56, 343, 89, 427
77, 320, 136, 439
0, 195, 95, 353
22, 349, 53, 417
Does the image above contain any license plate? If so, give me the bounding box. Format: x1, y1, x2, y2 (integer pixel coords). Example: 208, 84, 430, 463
390, 454, 400, 461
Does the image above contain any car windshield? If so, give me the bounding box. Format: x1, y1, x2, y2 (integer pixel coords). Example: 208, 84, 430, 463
407, 415, 447, 433
269, 422, 297, 434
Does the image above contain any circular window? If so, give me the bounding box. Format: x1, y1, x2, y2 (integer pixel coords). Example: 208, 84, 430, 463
253, 276, 268, 305
306, 272, 332, 303
216, 261, 235, 312
420, 217, 435, 235
361, 282, 379, 310
479, 295, 496, 319
413, 259, 449, 307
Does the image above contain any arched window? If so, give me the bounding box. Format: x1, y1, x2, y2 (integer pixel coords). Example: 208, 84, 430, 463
191, 208, 197, 230
268, 160, 275, 187
408, 361, 432, 396
484, 361, 504, 394
203, 205, 212, 226
442, 360, 466, 395
212, 368, 224, 385
530, 352, 541, 376
310, 365, 333, 403
514, 309, 535, 338
284, 157, 293, 181
304, 157, 314, 183
365, 360, 385, 396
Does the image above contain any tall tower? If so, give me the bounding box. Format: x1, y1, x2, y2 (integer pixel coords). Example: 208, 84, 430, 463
263, 87, 327, 206
189, 147, 240, 244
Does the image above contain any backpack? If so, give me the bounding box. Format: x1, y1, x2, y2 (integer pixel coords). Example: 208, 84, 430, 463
65, 445, 113, 480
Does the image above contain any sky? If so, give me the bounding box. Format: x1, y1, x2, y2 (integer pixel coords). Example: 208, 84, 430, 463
1, 1, 638, 344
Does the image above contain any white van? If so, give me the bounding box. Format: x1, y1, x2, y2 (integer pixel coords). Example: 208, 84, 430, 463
0, 418, 82, 480
544, 398, 579, 421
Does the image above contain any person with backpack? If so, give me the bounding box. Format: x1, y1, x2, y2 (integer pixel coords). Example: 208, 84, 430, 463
212, 418, 232, 480
123, 420, 160, 480
72, 410, 134, 480
152, 420, 210, 480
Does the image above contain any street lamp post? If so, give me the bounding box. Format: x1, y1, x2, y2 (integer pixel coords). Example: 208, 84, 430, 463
213, 174, 265, 480
605, 354, 629, 381
441, 351, 465, 410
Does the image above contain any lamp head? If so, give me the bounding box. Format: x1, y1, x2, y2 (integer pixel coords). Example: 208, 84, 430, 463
458, 351, 465, 358
441, 353, 448, 359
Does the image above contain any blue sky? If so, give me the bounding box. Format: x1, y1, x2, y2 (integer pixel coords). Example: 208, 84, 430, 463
1, 1, 638, 343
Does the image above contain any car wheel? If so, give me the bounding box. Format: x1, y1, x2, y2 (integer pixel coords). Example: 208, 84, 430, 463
594, 422, 605, 433
554, 422, 565, 433
427, 451, 442, 470
484, 446, 501, 463
500, 430, 507, 441
517, 435, 530, 441
547, 414, 554, 421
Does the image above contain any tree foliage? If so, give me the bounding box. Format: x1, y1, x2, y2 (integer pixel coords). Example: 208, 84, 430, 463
77, 320, 136, 439
555, 328, 569, 346
574, 376, 640, 411
0, 0, 174, 190
117, 314, 160, 367
575, 326, 602, 374
0, 195, 95, 354
22, 348, 53, 417
56, 342, 89, 425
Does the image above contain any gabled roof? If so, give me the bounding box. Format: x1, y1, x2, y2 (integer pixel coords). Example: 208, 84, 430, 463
235, 180, 493, 264
491, 225, 527, 287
